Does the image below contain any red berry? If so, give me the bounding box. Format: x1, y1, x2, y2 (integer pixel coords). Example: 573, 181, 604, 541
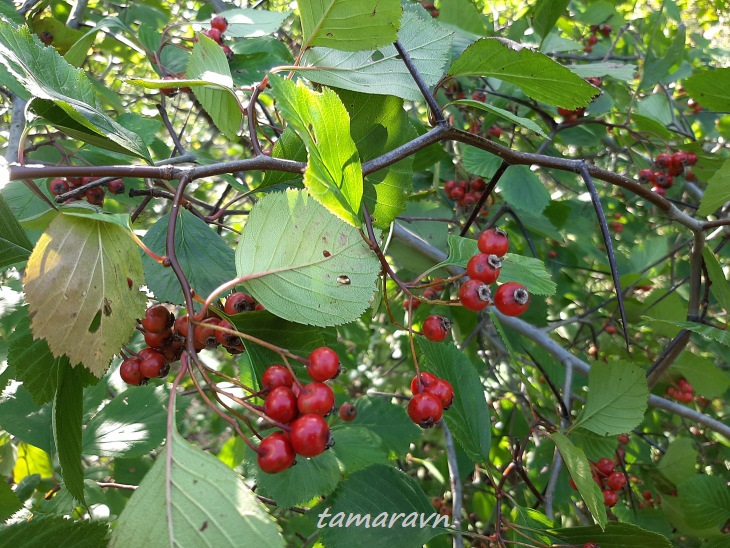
106, 179, 125, 195
210, 15, 228, 32
296, 382, 335, 416
262, 365, 294, 390
49, 178, 69, 196
460, 192, 478, 208
617, 433, 629, 445
85, 186, 105, 206
638, 169, 655, 184
602, 489, 618, 507
159, 75, 178, 96
307, 347, 340, 381
686, 152, 698, 165
587, 34, 598, 46
224, 292, 256, 314
606, 472, 627, 491
257, 432, 295, 474
685, 170, 697, 182
408, 393, 443, 428
39, 31, 53, 45
604, 323, 617, 335
477, 228, 509, 257
220, 44, 233, 60
139, 349, 166, 379
338, 402, 357, 421
595, 457, 614, 476
667, 159, 684, 176
467, 253, 502, 284
193, 317, 221, 349
586, 77, 602, 87
449, 187, 465, 201
215, 319, 242, 347
654, 153, 672, 169
472, 91, 486, 101
205, 27, 223, 43
470, 178, 486, 192
404, 296, 421, 310
459, 279, 492, 311
142, 305, 175, 334
494, 282, 530, 316
174, 315, 190, 338
425, 378, 454, 409
144, 329, 172, 349
651, 185, 666, 197
642, 489, 653, 501
444, 180, 457, 194
120, 356, 143, 385
264, 386, 298, 424
410, 372, 438, 395
583, 543, 599, 548
487, 126, 502, 138
290, 414, 331, 457
672, 151, 688, 166
600, 25, 612, 37
654, 172, 673, 188
422, 315, 451, 342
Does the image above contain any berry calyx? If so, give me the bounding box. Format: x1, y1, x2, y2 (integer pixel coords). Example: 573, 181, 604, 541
637, 169, 655, 184
408, 393, 443, 428
602, 489, 618, 507
459, 279, 492, 311
289, 414, 331, 457
654, 153, 672, 170
338, 402, 357, 422
224, 292, 256, 314
606, 472, 627, 491
142, 305, 175, 334
477, 228, 509, 257
425, 378, 454, 410
139, 349, 166, 379
257, 432, 295, 474
215, 319, 242, 348
472, 90, 486, 101
494, 282, 530, 316
264, 386, 298, 424
307, 347, 341, 381
85, 186, 105, 206
49, 178, 69, 196
210, 15, 228, 32
296, 382, 335, 416
262, 365, 294, 390
466, 253, 502, 284
193, 317, 221, 349
422, 315, 451, 342
120, 356, 143, 385
410, 372, 438, 395
106, 179, 125, 195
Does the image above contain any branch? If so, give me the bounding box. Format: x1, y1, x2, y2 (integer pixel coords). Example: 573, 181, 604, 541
4, 96, 26, 162
441, 421, 464, 548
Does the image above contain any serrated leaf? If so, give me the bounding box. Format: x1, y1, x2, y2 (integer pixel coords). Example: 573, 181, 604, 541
671, 352, 730, 399
269, 76, 362, 226
251, 448, 340, 508
572, 362, 648, 436
569, 62, 637, 82
571, 429, 622, 463
452, 99, 548, 137
645, 318, 730, 346
299, 10, 453, 101
679, 475, 730, 529
702, 247, 730, 314
110, 427, 283, 547
438, 0, 487, 35
550, 432, 607, 529
221, 8, 291, 38
0, 479, 22, 522
299, 0, 401, 51
186, 34, 242, 139
418, 339, 491, 462
330, 427, 390, 472
682, 67, 730, 111
657, 438, 697, 487
13, 442, 53, 484
0, 22, 150, 160
235, 190, 379, 327
23, 214, 147, 375
0, 193, 32, 269
462, 147, 503, 178
508, 505, 553, 546
532, 0, 570, 39
82, 385, 167, 457
312, 464, 448, 548
698, 160, 730, 216
53, 365, 85, 505
349, 397, 421, 456
549, 522, 671, 548
0, 386, 53, 452
499, 165, 551, 214
0, 516, 109, 548
448, 38, 598, 109
142, 209, 236, 309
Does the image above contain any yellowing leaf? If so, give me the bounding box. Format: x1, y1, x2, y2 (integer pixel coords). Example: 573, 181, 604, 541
23, 214, 147, 376
13, 443, 53, 483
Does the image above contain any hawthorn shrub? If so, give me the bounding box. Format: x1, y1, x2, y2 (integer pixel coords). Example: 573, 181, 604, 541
0, 1, 729, 547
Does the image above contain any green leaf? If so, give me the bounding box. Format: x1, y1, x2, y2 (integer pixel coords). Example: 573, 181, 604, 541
646, 319, 730, 346
549, 522, 671, 548
0, 22, 150, 161
142, 209, 236, 309
349, 397, 421, 456
82, 385, 167, 457
299, 0, 402, 51
532, 0, 570, 39
703, 247, 730, 314
461, 147, 503, 178
269, 76, 363, 226
569, 62, 637, 82
252, 449, 340, 508
235, 190, 380, 327
550, 432, 607, 530
508, 505, 553, 546
186, 34, 242, 139
0, 193, 32, 269
0, 385, 53, 452
571, 429, 622, 463
53, 365, 85, 505
418, 339, 491, 462
0, 479, 22, 522
451, 99, 548, 137
337, 89, 416, 229
671, 352, 730, 399
683, 67, 730, 111
679, 475, 730, 529
448, 38, 598, 109
437, 0, 487, 36
498, 165, 551, 214
23, 214, 147, 375
698, 160, 730, 216
657, 438, 697, 487
221, 8, 291, 38
0, 516, 109, 548
299, 10, 453, 101
110, 427, 283, 547
330, 427, 390, 472
572, 361, 648, 436
312, 464, 448, 548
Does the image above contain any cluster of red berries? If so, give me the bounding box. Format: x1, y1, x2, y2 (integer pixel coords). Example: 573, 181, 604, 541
256, 347, 344, 474
49, 177, 125, 205
584, 24, 612, 53
570, 456, 627, 508
557, 106, 586, 123
665, 377, 694, 403
637, 151, 698, 196
443, 177, 487, 208
408, 372, 453, 428
404, 279, 446, 311
459, 228, 531, 316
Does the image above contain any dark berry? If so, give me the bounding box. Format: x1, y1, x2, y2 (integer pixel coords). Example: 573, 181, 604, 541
106, 179, 125, 195
193, 317, 221, 349
139, 349, 166, 379
85, 186, 105, 206
215, 319, 242, 347
142, 305, 175, 334
638, 169, 655, 184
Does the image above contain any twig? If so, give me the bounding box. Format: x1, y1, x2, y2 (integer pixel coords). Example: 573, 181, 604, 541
441, 420, 464, 548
